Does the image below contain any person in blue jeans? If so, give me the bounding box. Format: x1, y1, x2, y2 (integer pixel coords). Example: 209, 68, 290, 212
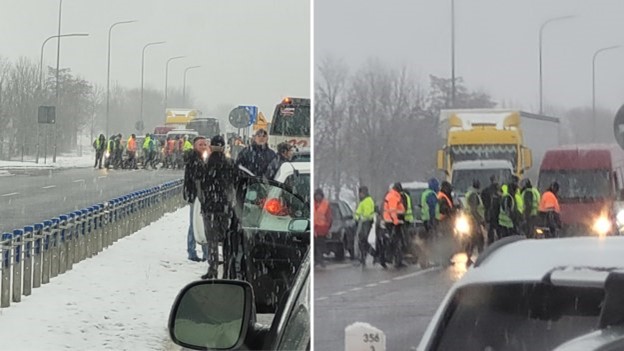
183, 136, 210, 261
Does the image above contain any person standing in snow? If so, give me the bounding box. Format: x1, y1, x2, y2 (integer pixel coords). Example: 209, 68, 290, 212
235, 128, 276, 177
199, 135, 239, 279
183, 136, 209, 262
265, 142, 294, 179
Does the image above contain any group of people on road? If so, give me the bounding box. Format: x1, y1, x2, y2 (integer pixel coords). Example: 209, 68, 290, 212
182, 128, 299, 280
314, 174, 563, 269
92, 133, 197, 170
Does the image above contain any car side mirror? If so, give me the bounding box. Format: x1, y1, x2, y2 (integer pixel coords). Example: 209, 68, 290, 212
169, 280, 254, 350
288, 219, 310, 233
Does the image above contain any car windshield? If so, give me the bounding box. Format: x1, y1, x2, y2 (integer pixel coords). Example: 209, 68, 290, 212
270, 105, 310, 136
285, 173, 310, 204
433, 283, 604, 351
538, 170, 612, 201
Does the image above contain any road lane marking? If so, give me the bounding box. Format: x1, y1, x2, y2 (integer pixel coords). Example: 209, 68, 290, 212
72, 179, 85, 183
1, 192, 19, 197
42, 185, 56, 189
392, 267, 441, 281
320, 266, 444, 300
97, 176, 107, 179
316, 296, 328, 301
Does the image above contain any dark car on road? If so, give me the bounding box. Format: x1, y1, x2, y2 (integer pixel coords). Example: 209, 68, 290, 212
325, 200, 357, 261
168, 177, 311, 350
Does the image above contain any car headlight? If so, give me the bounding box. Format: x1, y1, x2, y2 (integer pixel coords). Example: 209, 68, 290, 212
454, 214, 470, 235
105, 151, 110, 158
592, 216, 611, 237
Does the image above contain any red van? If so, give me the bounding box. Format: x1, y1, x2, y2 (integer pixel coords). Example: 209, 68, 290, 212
537, 144, 624, 236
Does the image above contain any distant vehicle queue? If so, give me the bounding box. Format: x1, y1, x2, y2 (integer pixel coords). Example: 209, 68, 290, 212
315, 143, 624, 269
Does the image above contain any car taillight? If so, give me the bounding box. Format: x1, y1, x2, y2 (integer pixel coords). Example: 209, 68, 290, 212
264, 198, 288, 216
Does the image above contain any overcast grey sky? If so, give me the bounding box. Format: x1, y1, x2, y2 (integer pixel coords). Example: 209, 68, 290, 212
0, 0, 310, 123
315, 0, 624, 115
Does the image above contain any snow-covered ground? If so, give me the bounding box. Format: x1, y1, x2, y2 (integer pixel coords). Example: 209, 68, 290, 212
0, 205, 208, 351
0, 152, 94, 171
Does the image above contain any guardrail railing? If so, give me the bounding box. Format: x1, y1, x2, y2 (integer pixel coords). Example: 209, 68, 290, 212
0, 179, 185, 308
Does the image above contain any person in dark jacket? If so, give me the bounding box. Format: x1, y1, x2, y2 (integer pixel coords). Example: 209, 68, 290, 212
235, 128, 276, 177
183, 136, 209, 262
200, 135, 239, 280
481, 175, 501, 245
265, 142, 294, 179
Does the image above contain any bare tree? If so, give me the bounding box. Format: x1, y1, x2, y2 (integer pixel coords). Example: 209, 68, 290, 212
315, 56, 349, 199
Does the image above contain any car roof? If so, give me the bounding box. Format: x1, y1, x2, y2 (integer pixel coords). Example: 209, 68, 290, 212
460, 237, 624, 287
273, 162, 310, 182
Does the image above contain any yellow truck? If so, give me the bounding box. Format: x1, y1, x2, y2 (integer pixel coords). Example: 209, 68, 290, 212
437, 109, 559, 195
165, 108, 201, 129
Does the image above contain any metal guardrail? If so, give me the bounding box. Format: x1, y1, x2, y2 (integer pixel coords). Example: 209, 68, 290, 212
0, 179, 185, 308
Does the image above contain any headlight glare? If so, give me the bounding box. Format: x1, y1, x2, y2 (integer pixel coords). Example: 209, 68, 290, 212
592, 216, 611, 237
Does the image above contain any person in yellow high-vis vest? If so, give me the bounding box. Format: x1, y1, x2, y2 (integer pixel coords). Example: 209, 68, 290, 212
355, 186, 376, 266
465, 179, 485, 254
521, 179, 541, 237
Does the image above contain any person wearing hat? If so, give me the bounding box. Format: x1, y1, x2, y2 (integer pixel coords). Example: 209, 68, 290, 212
264, 142, 295, 179
199, 134, 239, 279
235, 128, 276, 177
183, 136, 209, 262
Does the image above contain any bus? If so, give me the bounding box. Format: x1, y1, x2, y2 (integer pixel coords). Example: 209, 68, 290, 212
269, 97, 310, 151
537, 144, 624, 236
186, 117, 220, 138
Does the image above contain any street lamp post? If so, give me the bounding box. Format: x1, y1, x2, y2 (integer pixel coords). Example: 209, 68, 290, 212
183, 66, 201, 105
450, 0, 456, 108
139, 41, 166, 131
538, 15, 575, 114
53, 0, 63, 163
106, 20, 137, 138
592, 45, 621, 142
39, 33, 89, 87
164, 56, 185, 108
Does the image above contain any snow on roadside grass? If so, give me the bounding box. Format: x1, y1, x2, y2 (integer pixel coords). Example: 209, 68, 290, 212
0, 205, 207, 351
0, 153, 94, 170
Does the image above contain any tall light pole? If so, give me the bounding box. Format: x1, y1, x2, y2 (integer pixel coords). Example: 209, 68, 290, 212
139, 41, 165, 131
538, 15, 575, 114
164, 56, 185, 108
106, 20, 137, 138
40, 33, 88, 87
53, 0, 63, 163
592, 45, 621, 142
183, 65, 201, 105
450, 0, 456, 108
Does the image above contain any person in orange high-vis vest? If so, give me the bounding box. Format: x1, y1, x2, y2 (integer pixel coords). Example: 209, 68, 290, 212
314, 188, 332, 268
539, 181, 562, 234
126, 134, 138, 169
383, 183, 406, 268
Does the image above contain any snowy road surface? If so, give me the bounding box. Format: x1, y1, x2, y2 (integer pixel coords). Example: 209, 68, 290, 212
0, 206, 208, 351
